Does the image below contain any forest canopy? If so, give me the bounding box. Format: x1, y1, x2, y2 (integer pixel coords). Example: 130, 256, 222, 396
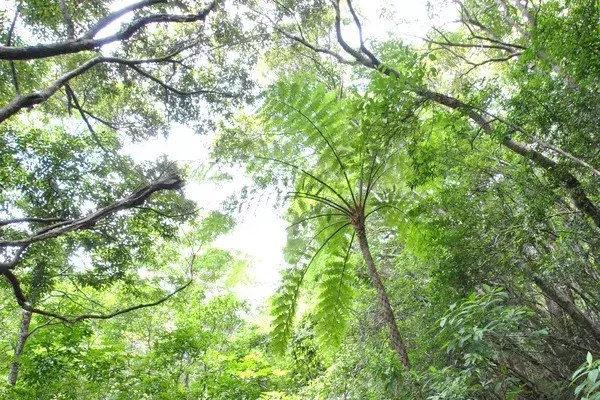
1, 0, 600, 398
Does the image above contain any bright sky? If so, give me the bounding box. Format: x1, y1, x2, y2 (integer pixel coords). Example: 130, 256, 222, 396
123, 126, 288, 309
118, 0, 455, 310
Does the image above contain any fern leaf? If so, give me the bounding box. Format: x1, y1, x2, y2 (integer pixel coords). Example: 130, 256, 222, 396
271, 266, 307, 354
314, 257, 355, 350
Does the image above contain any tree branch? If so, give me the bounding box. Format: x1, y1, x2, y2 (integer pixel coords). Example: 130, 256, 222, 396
2, 269, 192, 323
57, 0, 75, 39
0, 173, 184, 270
493, 0, 530, 37
0, 0, 218, 60
0, 53, 186, 123
84, 0, 165, 39
127, 64, 235, 97
6, 1, 22, 95
64, 84, 111, 153
273, 2, 600, 229
0, 217, 66, 227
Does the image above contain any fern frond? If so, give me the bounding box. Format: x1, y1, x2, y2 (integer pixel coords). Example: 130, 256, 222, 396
270, 222, 351, 353
271, 266, 305, 353
314, 233, 355, 350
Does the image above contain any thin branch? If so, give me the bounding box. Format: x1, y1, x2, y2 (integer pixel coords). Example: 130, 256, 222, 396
57, 0, 75, 39
301, 222, 351, 275
278, 220, 350, 343
64, 85, 111, 154
0, 53, 186, 123
280, 100, 357, 207
494, 0, 530, 38
2, 269, 192, 323
0, 174, 183, 269
364, 156, 388, 205
127, 64, 235, 97
331, 0, 375, 68
0, 217, 65, 227
274, 27, 356, 65
531, 138, 600, 178
134, 206, 200, 219
424, 37, 517, 52
459, 51, 523, 77
365, 204, 424, 238
286, 212, 347, 230
81, 109, 119, 130
256, 156, 352, 211
512, 0, 536, 26
346, 0, 379, 66
452, 0, 526, 50
26, 320, 64, 338
6, 1, 22, 95
288, 191, 351, 215
358, 153, 365, 204
85, 0, 164, 39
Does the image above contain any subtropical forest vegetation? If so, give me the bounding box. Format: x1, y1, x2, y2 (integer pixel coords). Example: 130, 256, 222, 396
1, 0, 600, 398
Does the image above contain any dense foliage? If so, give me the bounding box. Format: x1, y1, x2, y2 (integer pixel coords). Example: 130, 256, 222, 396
1, 0, 600, 398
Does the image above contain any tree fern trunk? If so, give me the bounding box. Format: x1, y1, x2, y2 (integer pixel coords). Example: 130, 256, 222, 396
353, 219, 411, 372
8, 309, 32, 385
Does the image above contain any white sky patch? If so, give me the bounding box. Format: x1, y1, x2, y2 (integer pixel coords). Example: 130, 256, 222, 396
123, 124, 288, 309
339, 0, 457, 45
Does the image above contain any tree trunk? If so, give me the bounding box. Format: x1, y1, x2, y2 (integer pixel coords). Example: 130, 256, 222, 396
353, 219, 411, 372
7, 309, 32, 385
534, 276, 600, 345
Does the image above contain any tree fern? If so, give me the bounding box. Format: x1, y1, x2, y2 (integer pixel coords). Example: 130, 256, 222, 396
263, 78, 409, 365
265, 80, 371, 353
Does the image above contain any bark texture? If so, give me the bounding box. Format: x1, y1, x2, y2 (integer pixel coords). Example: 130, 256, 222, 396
353, 216, 411, 372
7, 308, 32, 385
534, 276, 600, 345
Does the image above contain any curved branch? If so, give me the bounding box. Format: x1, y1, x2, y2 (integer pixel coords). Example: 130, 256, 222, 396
346, 0, 379, 66
85, 0, 165, 39
65, 84, 111, 153
256, 155, 352, 211
127, 64, 235, 97
0, 52, 185, 123
287, 191, 351, 215
301, 222, 351, 276
0, 0, 217, 60
2, 269, 192, 323
279, 100, 357, 207
57, 0, 75, 39
6, 1, 22, 95
0, 217, 66, 227
286, 212, 347, 230
0, 173, 184, 270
